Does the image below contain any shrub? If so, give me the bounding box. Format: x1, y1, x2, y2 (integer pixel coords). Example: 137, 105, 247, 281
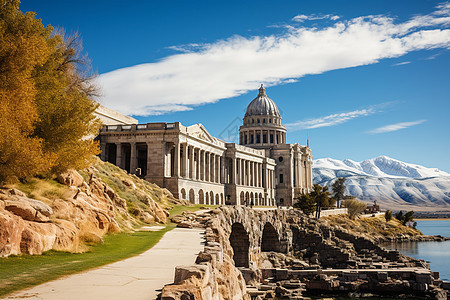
384, 210, 393, 222
342, 199, 367, 219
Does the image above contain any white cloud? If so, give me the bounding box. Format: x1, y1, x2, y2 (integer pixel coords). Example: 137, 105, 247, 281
285, 107, 376, 131
98, 3, 450, 116
368, 120, 426, 134
292, 14, 340, 22
393, 61, 411, 66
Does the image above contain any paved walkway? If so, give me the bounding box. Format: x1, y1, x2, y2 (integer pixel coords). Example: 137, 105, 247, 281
3, 228, 204, 300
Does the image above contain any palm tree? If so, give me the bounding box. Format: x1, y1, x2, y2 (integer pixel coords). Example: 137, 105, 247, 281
310, 184, 331, 218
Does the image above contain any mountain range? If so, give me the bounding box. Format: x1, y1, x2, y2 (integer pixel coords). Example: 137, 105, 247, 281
313, 156, 450, 211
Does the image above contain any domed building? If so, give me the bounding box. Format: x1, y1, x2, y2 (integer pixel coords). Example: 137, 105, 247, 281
98, 85, 312, 207
239, 85, 313, 205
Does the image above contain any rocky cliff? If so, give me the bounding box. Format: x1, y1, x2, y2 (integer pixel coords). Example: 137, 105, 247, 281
0, 159, 175, 257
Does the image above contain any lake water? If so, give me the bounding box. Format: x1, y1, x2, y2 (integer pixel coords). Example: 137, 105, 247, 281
382, 220, 450, 281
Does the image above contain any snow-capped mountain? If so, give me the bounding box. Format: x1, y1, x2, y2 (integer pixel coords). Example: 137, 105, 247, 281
313, 156, 450, 209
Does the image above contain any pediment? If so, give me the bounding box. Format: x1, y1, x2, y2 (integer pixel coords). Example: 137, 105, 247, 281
187, 124, 216, 143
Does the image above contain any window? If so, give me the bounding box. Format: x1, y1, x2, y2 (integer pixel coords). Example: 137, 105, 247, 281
270, 134, 274, 143
244, 135, 247, 144
278, 156, 283, 162
250, 134, 254, 144
269, 119, 272, 123
252, 119, 255, 124
263, 134, 267, 143
257, 119, 260, 123
263, 119, 266, 123
256, 134, 261, 144
279, 174, 284, 183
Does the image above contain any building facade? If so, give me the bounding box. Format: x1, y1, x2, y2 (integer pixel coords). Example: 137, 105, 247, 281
98, 85, 312, 206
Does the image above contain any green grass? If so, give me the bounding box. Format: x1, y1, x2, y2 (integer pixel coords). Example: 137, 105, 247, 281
169, 204, 218, 218
0, 225, 174, 297
0, 204, 213, 297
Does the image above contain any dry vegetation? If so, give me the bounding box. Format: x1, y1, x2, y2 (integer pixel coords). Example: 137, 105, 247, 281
321, 214, 422, 240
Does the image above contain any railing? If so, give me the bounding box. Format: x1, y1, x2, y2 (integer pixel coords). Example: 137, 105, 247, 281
107, 125, 118, 131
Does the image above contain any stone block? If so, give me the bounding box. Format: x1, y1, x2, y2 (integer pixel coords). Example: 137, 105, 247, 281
377, 271, 388, 282
173, 265, 209, 285
415, 272, 432, 284
276, 268, 289, 280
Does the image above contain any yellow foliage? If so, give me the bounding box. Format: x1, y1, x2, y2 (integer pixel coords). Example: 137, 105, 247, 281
0, 1, 100, 182
0, 1, 55, 182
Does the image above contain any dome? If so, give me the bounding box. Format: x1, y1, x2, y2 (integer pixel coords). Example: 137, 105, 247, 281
245, 85, 281, 118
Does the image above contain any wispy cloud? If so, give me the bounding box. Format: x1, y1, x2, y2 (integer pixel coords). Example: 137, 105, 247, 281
286, 107, 377, 131
393, 61, 411, 66
368, 120, 426, 134
98, 3, 450, 116
292, 14, 340, 22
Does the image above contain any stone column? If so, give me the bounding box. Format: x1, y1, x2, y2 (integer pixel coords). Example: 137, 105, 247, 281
173, 143, 180, 177
206, 152, 211, 182
130, 142, 137, 174
146, 142, 151, 176
252, 162, 256, 187
195, 148, 200, 180
100, 143, 106, 161
247, 161, 250, 186
211, 154, 215, 183
184, 144, 189, 178
231, 158, 237, 184
115, 143, 122, 169
259, 163, 263, 187
188, 146, 194, 179
200, 149, 204, 181
237, 159, 241, 185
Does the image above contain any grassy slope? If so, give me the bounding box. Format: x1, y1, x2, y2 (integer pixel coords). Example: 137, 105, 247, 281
0, 225, 173, 297
0, 156, 219, 297
322, 214, 422, 238
0, 203, 218, 297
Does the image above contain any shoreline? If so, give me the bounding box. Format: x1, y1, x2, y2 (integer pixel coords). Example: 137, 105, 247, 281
415, 218, 450, 221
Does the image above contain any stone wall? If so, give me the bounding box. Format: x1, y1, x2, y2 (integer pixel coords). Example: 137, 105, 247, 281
163, 207, 448, 299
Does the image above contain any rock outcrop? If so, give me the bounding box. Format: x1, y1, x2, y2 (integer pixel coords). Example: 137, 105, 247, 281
0, 161, 173, 257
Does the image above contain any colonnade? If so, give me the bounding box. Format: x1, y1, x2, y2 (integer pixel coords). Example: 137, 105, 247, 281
176, 143, 224, 184
233, 158, 274, 189
239, 129, 286, 146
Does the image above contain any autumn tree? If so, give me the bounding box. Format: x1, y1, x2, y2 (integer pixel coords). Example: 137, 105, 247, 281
0, 0, 100, 182
33, 32, 100, 174
0, 0, 54, 182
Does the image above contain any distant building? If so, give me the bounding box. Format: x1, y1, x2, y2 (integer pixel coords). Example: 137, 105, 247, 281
365, 200, 381, 214
97, 85, 313, 206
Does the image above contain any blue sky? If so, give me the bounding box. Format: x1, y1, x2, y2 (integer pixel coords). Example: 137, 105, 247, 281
22, 0, 450, 172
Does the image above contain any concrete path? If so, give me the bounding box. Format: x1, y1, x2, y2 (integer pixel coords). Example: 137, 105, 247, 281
3, 228, 204, 300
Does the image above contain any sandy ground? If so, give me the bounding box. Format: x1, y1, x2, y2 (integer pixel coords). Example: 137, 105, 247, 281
2, 227, 204, 300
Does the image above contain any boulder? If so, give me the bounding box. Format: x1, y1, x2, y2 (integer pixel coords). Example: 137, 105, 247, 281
0, 210, 25, 256
4, 200, 37, 221
174, 265, 209, 285
57, 169, 84, 187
